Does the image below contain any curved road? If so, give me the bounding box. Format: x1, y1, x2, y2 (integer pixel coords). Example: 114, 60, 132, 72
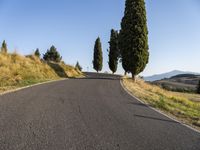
0, 73, 199, 150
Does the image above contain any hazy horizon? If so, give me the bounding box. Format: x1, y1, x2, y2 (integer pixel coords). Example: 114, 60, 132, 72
0, 0, 200, 76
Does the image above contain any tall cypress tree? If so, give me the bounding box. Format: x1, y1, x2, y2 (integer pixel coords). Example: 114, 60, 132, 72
1, 40, 8, 53
93, 37, 103, 72
108, 29, 120, 74
119, 0, 149, 80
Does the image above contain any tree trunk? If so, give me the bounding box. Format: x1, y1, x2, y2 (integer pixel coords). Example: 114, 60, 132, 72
132, 73, 136, 82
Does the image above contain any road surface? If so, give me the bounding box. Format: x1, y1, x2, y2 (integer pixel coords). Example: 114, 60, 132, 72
0, 73, 199, 150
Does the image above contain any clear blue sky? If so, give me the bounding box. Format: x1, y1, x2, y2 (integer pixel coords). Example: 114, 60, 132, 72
0, 0, 200, 76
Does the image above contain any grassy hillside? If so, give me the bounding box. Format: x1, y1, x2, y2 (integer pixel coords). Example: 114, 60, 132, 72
153, 74, 200, 93
123, 78, 200, 130
0, 53, 83, 92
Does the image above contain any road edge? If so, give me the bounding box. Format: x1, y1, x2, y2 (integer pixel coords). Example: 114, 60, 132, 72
120, 78, 200, 134
0, 78, 68, 96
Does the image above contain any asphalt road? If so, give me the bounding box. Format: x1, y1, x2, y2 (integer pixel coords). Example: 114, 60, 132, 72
0, 73, 199, 150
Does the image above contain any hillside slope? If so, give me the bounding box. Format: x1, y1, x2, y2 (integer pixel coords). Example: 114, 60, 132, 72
144, 70, 200, 81
0, 53, 83, 92
153, 74, 200, 93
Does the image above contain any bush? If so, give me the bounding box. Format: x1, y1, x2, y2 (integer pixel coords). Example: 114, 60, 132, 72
43, 45, 62, 62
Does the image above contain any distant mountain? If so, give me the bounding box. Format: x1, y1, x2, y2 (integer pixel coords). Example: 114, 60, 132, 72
144, 70, 200, 82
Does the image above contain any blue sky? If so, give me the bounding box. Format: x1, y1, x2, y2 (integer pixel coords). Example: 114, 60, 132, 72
0, 0, 200, 76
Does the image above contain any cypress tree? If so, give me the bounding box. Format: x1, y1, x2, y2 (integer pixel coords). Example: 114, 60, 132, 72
108, 29, 120, 74
197, 80, 200, 94
34, 48, 41, 58
119, 0, 149, 80
75, 61, 82, 71
93, 37, 103, 72
1, 40, 8, 53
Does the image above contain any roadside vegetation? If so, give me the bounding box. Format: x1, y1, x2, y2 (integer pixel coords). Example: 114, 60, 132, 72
108, 29, 120, 74
0, 42, 83, 93
123, 78, 200, 130
93, 0, 149, 79
93, 37, 103, 73
111, 0, 200, 131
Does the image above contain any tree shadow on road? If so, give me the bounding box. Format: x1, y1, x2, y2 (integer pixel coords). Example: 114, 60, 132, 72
69, 77, 120, 80
126, 101, 149, 108
134, 114, 178, 124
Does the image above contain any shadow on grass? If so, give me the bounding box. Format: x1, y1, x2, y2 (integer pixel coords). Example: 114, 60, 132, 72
134, 114, 178, 124
47, 62, 68, 78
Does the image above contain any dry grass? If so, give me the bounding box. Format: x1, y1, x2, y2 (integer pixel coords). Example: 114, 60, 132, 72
177, 92, 200, 102
0, 53, 83, 92
123, 78, 200, 130
60, 62, 83, 78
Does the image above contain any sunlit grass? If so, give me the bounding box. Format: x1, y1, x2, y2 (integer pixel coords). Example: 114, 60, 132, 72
0, 52, 83, 92
123, 78, 200, 129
